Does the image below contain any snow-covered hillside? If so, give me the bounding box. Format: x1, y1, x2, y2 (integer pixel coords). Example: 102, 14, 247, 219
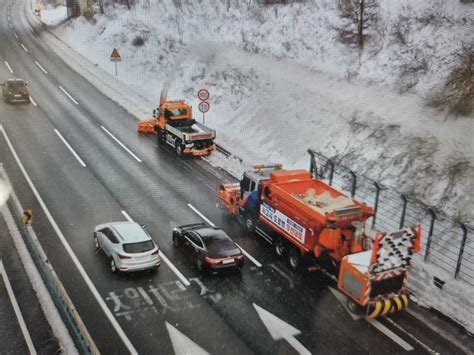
45, 0, 473, 225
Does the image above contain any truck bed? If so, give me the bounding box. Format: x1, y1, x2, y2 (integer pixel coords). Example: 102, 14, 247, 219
266, 170, 371, 227
166, 121, 216, 141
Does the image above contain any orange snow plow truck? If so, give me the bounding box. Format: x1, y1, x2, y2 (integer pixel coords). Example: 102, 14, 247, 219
219, 164, 421, 318
137, 88, 216, 157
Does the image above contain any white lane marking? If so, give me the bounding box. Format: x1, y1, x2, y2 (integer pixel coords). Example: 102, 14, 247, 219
29, 96, 37, 106
4, 61, 13, 73
59, 86, 79, 105
253, 303, 310, 355
14, 32, 19, 39
235, 242, 263, 268
166, 322, 209, 355
160, 253, 191, 287
366, 318, 414, 351
54, 129, 87, 168
0, 261, 37, 355
385, 317, 438, 354
21, 43, 29, 52
120, 210, 134, 222
8, 16, 10, 21
100, 126, 142, 163
120, 210, 191, 287
187, 203, 262, 267
187, 203, 215, 226
0, 125, 138, 355
34, 61, 48, 74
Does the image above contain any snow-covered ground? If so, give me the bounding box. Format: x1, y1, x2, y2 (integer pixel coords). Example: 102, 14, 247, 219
37, 0, 474, 332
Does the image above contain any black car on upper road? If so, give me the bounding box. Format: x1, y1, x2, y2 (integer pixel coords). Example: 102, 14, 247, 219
172, 223, 244, 272
1, 78, 30, 103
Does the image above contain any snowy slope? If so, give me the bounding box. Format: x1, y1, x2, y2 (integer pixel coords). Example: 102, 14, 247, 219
38, 0, 474, 331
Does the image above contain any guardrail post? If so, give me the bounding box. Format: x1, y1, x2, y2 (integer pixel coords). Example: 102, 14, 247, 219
424, 208, 436, 261
327, 159, 334, 186
349, 171, 356, 197
371, 182, 380, 229
455, 224, 468, 279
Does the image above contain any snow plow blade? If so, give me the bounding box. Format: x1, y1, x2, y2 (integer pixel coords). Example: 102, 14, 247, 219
367, 294, 409, 318
137, 119, 158, 134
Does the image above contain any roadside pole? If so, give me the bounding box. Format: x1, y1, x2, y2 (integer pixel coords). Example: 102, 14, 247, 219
197, 89, 210, 124
110, 48, 121, 77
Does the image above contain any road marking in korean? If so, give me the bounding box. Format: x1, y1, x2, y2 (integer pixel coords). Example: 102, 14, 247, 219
4, 61, 13, 73
187, 203, 262, 267
0, 125, 138, 355
34, 61, 48, 74
100, 126, 142, 163
120, 210, 190, 286
59, 86, 79, 105
0, 261, 37, 355
21, 43, 28, 52
29, 96, 37, 106
54, 129, 87, 167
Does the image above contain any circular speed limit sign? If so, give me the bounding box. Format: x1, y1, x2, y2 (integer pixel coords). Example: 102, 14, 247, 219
197, 89, 210, 101
198, 101, 210, 113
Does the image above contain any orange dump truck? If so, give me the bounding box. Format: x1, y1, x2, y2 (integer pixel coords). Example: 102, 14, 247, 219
137, 89, 215, 157
219, 164, 420, 317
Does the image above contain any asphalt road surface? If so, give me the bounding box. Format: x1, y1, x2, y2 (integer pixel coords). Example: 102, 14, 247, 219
0, 0, 468, 354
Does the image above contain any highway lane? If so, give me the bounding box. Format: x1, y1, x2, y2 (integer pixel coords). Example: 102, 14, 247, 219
1, 0, 466, 354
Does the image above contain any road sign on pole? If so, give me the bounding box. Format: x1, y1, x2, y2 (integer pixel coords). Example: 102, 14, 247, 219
197, 89, 210, 101
110, 48, 121, 77
197, 89, 210, 123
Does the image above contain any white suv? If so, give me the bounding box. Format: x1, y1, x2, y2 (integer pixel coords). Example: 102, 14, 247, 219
94, 222, 160, 273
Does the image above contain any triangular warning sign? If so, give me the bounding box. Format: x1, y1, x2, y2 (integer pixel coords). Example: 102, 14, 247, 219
110, 48, 121, 59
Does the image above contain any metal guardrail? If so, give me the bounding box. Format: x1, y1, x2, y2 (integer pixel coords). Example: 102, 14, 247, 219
307, 149, 473, 286
5, 197, 99, 354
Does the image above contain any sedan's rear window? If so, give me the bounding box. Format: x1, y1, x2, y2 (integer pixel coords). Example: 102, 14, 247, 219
7, 81, 26, 87
123, 241, 155, 254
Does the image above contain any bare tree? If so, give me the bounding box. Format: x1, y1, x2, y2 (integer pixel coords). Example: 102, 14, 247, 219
429, 45, 474, 116
337, 0, 379, 49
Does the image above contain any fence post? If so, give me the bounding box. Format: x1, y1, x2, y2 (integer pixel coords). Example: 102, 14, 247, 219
349, 170, 356, 197
307, 149, 317, 178
399, 195, 408, 229
455, 223, 468, 279
371, 182, 380, 229
328, 159, 334, 186
424, 208, 436, 261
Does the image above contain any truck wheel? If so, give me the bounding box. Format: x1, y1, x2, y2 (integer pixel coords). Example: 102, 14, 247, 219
347, 299, 365, 315
175, 142, 184, 157
275, 239, 287, 257
244, 216, 255, 232
157, 129, 165, 145
288, 248, 301, 271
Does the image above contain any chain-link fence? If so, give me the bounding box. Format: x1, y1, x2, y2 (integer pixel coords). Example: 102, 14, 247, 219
308, 149, 473, 286
5, 197, 98, 354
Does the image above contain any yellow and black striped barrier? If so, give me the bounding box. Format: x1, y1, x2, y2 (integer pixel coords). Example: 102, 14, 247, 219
367, 294, 409, 318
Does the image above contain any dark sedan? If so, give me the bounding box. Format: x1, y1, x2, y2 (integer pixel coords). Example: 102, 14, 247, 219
172, 223, 244, 272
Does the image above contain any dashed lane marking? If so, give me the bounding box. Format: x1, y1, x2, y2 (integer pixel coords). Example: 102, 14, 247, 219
100, 126, 142, 163
59, 86, 79, 105
29, 96, 37, 106
21, 43, 28, 52
54, 129, 87, 167
34, 61, 48, 74
4, 61, 13, 73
